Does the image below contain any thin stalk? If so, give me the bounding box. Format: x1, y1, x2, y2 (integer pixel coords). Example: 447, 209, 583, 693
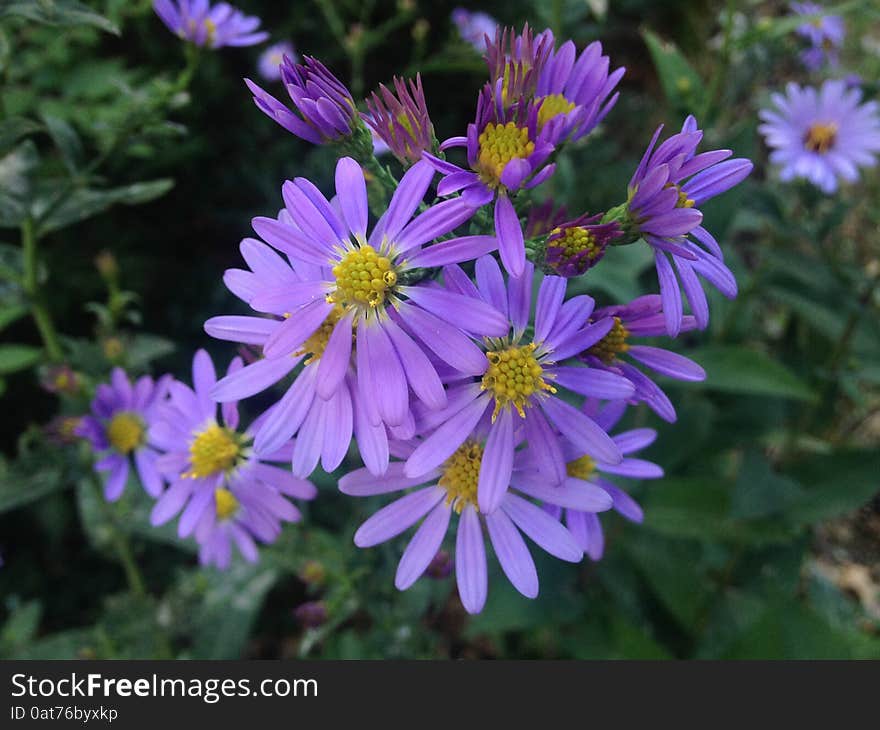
21, 218, 63, 361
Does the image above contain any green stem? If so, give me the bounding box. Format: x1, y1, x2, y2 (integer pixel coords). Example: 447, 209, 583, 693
21, 218, 63, 361
91, 476, 147, 599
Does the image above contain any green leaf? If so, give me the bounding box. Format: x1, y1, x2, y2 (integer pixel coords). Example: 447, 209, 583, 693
0, 344, 41, 374
0, 458, 65, 514
1, 600, 42, 654
40, 113, 83, 174
0, 117, 42, 155
642, 29, 705, 114
682, 345, 816, 401
0, 0, 120, 35
731, 451, 805, 520
0, 304, 27, 331
126, 333, 174, 368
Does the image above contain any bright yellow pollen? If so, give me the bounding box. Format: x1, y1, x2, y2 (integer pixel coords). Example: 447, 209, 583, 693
185, 424, 241, 479
537, 93, 576, 129
330, 245, 397, 309
481, 343, 555, 420
550, 226, 604, 271
804, 122, 838, 154
214, 488, 239, 521
439, 441, 483, 513
107, 412, 145, 454
296, 305, 348, 364
666, 182, 695, 209
587, 316, 630, 365
477, 122, 535, 188
566, 455, 596, 481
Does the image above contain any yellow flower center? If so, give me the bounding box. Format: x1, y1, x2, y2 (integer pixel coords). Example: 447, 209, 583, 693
587, 316, 630, 365
537, 93, 576, 129
185, 424, 241, 479
566, 455, 596, 481
330, 245, 398, 309
102, 337, 124, 360
550, 226, 604, 270
665, 182, 695, 208
439, 441, 483, 513
477, 122, 535, 188
296, 304, 349, 364
107, 412, 145, 454
481, 343, 555, 419
804, 122, 838, 154
214, 488, 239, 521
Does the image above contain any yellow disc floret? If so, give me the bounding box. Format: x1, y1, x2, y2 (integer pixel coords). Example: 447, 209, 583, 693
537, 93, 576, 129
804, 122, 838, 154
439, 441, 483, 513
214, 488, 239, 521
551, 226, 604, 266
566, 455, 596, 481
107, 412, 145, 454
587, 316, 630, 365
185, 423, 241, 479
481, 343, 555, 419
477, 122, 535, 188
296, 304, 348, 364
331, 245, 398, 309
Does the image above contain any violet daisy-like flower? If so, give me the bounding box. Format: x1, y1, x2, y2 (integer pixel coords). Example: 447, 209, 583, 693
340, 427, 610, 614
758, 80, 880, 194
403, 256, 634, 514
426, 87, 558, 277
520, 400, 661, 561
206, 157, 508, 475
364, 75, 435, 165
580, 295, 705, 423
791, 2, 844, 70
153, 0, 268, 49
149, 350, 316, 569
75, 368, 170, 501
544, 213, 622, 277
533, 33, 625, 143
625, 115, 752, 335
245, 56, 361, 145
257, 40, 297, 82
451, 8, 498, 53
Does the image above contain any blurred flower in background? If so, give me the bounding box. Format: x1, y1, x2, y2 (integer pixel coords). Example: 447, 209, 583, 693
451, 7, 498, 52
257, 40, 297, 82
791, 1, 845, 70
153, 0, 269, 48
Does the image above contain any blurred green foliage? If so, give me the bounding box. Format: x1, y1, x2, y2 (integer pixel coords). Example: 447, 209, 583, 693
1, 0, 879, 659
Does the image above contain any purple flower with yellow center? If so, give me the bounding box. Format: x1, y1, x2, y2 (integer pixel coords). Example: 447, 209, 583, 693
75, 368, 170, 501
205, 157, 508, 473
149, 350, 316, 569
257, 40, 297, 82
521, 400, 661, 561
245, 56, 360, 145
451, 8, 498, 52
791, 2, 844, 70
403, 256, 634, 514
580, 295, 705, 423
485, 24, 552, 108
533, 34, 624, 143
40, 364, 81, 395
340, 425, 609, 614
758, 80, 880, 195
364, 74, 435, 165
153, 0, 268, 48
544, 213, 622, 277
625, 115, 751, 336
426, 87, 558, 277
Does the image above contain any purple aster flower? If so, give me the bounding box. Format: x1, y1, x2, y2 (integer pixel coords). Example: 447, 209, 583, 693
75, 368, 170, 501
46, 415, 82, 445
402, 256, 634, 514
520, 399, 661, 561
40, 363, 81, 395
791, 2, 844, 69
364, 75, 435, 165
149, 350, 316, 569
543, 213, 622, 277
205, 157, 508, 475
579, 295, 705, 423
533, 33, 625, 143
245, 56, 361, 145
257, 40, 297, 82
758, 80, 880, 194
625, 115, 752, 335
426, 86, 558, 277
485, 24, 553, 107
153, 0, 268, 49
451, 7, 498, 52
340, 425, 609, 614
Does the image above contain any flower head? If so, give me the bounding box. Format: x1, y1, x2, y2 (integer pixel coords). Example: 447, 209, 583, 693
625, 115, 751, 335
246, 56, 361, 145
485, 24, 552, 107
364, 75, 435, 165
257, 40, 297, 82
149, 350, 316, 569
581, 295, 705, 422
759, 80, 880, 194
206, 158, 508, 476
544, 213, 621, 277
76, 368, 170, 501
153, 0, 268, 48
40, 364, 81, 395
451, 8, 498, 52
791, 2, 844, 69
